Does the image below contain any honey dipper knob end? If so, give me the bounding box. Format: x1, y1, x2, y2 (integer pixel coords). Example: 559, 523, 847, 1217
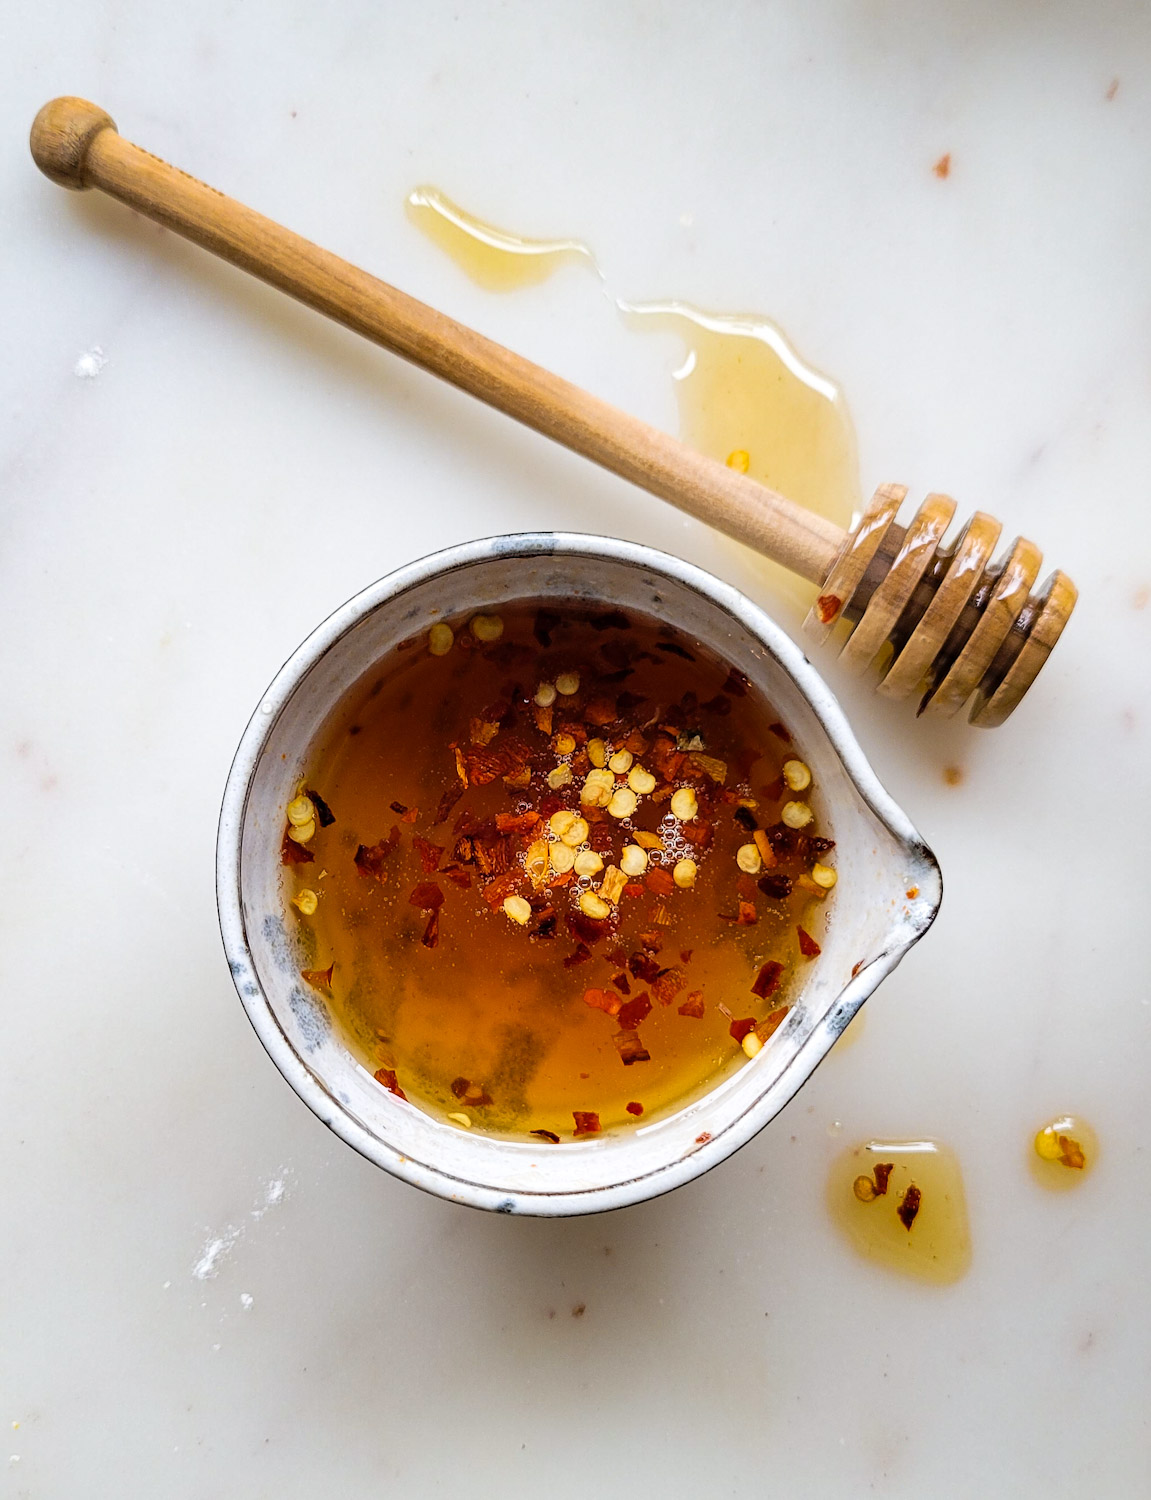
30, 97, 117, 190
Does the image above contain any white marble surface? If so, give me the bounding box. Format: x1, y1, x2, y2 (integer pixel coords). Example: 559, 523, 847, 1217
5, 3, 1151, 1495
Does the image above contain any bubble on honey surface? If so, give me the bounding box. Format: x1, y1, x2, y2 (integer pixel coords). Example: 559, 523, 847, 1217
828, 1138, 971, 1284
405, 187, 599, 292
1030, 1115, 1098, 1191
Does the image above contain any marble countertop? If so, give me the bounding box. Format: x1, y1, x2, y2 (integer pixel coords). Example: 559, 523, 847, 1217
5, 3, 1150, 1495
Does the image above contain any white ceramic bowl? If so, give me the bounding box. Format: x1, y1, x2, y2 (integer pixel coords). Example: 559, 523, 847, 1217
217, 534, 941, 1216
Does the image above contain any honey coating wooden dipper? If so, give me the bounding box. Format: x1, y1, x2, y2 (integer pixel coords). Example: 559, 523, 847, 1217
30, 97, 1076, 727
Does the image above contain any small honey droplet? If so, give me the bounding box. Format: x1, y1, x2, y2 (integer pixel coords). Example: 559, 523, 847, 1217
1030, 1115, 1097, 1191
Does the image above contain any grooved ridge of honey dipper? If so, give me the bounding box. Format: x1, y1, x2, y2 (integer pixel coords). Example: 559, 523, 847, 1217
29, 96, 1076, 727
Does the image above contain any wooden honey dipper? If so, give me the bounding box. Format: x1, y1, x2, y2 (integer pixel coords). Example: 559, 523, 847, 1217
30, 97, 1075, 727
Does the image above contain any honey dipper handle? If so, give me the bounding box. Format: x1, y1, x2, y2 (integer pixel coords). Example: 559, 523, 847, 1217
30, 97, 843, 583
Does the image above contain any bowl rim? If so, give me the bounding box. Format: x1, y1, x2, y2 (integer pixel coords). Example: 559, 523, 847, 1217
217, 531, 941, 1215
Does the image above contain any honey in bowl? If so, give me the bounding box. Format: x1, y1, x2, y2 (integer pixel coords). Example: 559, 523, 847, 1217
282, 602, 834, 1141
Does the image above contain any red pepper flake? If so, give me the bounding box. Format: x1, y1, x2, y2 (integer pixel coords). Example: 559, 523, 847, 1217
758, 1005, 789, 1041
562, 943, 592, 969
566, 911, 610, 944
401, 807, 419, 824
617, 993, 652, 1030
588, 820, 615, 855
590, 608, 631, 631
583, 987, 621, 1017
444, 866, 472, 889
306, 789, 336, 827
409, 881, 444, 910
680, 949, 693, 964
752, 960, 784, 999
585, 696, 618, 726
678, 990, 705, 1018
300, 964, 334, 990
656, 640, 695, 661
453, 809, 485, 838
473, 832, 515, 877
612, 1029, 651, 1065
432, 782, 465, 826
572, 1111, 601, 1136
851, 961, 864, 978
495, 810, 542, 836
736, 900, 758, 926
695, 1132, 712, 1145
767, 720, 793, 743
815, 594, 842, 626
872, 1163, 894, 1196
1058, 1135, 1086, 1170
637, 930, 663, 953
733, 806, 758, 833
625, 1101, 644, 1117
644, 868, 676, 897
933, 152, 951, 179
722, 667, 750, 698
421, 910, 440, 949
897, 1184, 923, 1231
281, 829, 315, 865
354, 826, 401, 882
797, 926, 821, 958
649, 735, 686, 782
450, 1076, 493, 1107
533, 608, 561, 646
482, 870, 523, 910
531, 1129, 561, 1144
413, 836, 445, 873
628, 951, 662, 983
683, 819, 714, 850
453, 737, 528, 787
389, 800, 408, 815
729, 1016, 758, 1044
374, 1067, 407, 1100
469, 716, 501, 747
610, 972, 631, 995
533, 904, 558, 939
606, 945, 629, 967
650, 967, 686, 1006
758, 873, 793, 900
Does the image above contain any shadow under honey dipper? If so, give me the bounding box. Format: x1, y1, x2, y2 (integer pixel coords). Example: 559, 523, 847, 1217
31, 96, 1076, 727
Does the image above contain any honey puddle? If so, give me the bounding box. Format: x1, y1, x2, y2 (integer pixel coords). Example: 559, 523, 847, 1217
622, 302, 859, 613
406, 190, 858, 616
406, 187, 598, 292
828, 1139, 971, 1284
